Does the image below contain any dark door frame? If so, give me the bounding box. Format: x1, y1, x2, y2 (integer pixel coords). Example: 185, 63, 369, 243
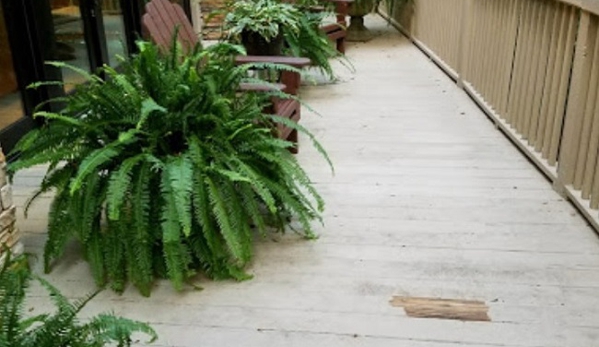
0, 0, 193, 154
0, 0, 64, 153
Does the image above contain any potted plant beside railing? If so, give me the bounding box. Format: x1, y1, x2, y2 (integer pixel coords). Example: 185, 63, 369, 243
347, 0, 412, 41
223, 0, 298, 55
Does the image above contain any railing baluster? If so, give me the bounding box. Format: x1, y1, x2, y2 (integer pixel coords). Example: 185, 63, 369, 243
384, 0, 599, 231
580, 19, 599, 199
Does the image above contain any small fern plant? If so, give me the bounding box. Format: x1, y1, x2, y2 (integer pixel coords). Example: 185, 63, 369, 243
8, 41, 330, 296
0, 252, 157, 346
281, 7, 346, 79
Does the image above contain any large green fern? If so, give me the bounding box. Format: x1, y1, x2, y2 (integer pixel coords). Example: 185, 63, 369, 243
0, 252, 157, 346
9, 41, 329, 295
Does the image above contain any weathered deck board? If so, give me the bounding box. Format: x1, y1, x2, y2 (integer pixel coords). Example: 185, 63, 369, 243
12, 16, 599, 347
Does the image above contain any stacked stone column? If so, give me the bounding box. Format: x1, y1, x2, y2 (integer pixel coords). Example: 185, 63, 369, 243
200, 0, 226, 40
0, 148, 21, 260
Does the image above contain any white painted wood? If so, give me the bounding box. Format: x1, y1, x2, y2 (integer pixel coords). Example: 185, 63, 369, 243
11, 16, 599, 347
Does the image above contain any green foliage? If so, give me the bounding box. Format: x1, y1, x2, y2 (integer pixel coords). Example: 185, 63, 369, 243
281, 9, 345, 79
223, 0, 346, 79
0, 252, 157, 346
9, 41, 328, 295
224, 0, 301, 42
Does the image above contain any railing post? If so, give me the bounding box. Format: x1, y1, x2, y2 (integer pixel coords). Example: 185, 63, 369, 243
555, 10, 591, 196
457, 0, 473, 89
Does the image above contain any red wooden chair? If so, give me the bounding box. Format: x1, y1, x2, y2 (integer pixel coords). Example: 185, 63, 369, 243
320, 0, 353, 54
142, 0, 310, 152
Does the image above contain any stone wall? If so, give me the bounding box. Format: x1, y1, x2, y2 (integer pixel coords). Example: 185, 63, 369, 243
200, 0, 226, 40
0, 149, 21, 260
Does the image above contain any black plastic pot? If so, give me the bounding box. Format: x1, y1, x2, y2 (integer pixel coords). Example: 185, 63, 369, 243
241, 30, 285, 56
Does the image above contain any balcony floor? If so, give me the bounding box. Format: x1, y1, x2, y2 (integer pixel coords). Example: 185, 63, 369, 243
12, 16, 599, 347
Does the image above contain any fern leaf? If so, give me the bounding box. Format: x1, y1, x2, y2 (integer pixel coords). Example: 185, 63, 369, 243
137, 97, 167, 130
166, 156, 194, 237
85, 314, 157, 344
106, 154, 145, 220
45, 61, 103, 83
206, 176, 245, 261
85, 231, 107, 287
44, 190, 73, 273
128, 162, 154, 295
160, 169, 181, 244
69, 147, 120, 195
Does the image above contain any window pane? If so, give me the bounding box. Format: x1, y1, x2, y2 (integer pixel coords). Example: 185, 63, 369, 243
0, 4, 24, 130
102, 0, 126, 66
50, 0, 90, 91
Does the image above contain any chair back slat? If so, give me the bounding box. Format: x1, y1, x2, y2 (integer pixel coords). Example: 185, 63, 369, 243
143, 0, 198, 53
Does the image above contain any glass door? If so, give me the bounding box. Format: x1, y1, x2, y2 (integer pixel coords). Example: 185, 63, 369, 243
50, 0, 92, 90
101, 0, 127, 66
0, 0, 175, 154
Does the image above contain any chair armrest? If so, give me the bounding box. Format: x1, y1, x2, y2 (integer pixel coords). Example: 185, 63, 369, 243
235, 55, 311, 68
239, 82, 286, 92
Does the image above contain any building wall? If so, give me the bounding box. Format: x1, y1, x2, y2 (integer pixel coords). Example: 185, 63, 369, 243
200, 0, 225, 39
0, 6, 18, 97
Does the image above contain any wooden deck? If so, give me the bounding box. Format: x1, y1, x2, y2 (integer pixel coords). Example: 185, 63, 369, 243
13, 16, 599, 346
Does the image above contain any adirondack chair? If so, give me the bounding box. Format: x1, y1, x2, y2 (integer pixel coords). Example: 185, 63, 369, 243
318, 0, 353, 54
142, 0, 310, 152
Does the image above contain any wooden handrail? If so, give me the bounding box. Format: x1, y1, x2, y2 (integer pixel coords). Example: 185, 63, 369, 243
557, 0, 599, 16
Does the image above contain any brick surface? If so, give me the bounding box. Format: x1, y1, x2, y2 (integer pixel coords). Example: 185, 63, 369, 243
0, 205, 16, 231
1, 184, 12, 210
200, 0, 226, 39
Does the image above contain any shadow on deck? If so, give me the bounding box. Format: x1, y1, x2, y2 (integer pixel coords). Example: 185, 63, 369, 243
12, 16, 599, 347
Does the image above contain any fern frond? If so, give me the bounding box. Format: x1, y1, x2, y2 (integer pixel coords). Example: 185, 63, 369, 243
128, 162, 154, 295
106, 154, 145, 220
85, 314, 158, 345
69, 147, 120, 195
44, 190, 73, 273
206, 176, 245, 262
166, 156, 194, 237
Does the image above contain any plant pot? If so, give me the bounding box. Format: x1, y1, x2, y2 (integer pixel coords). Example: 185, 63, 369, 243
241, 30, 285, 56
346, 0, 376, 42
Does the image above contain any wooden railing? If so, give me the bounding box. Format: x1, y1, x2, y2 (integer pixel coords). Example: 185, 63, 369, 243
381, 0, 599, 231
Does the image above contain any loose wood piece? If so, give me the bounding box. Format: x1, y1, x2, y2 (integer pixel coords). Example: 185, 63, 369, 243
390, 296, 491, 322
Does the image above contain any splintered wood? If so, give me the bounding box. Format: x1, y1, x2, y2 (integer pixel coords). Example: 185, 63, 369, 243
390, 296, 491, 322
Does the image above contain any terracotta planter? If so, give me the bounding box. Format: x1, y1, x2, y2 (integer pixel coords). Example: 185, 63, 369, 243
241, 30, 285, 56
346, 0, 376, 42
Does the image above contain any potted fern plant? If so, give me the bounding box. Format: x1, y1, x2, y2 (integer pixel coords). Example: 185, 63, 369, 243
223, 0, 343, 78
0, 252, 157, 346
8, 41, 330, 296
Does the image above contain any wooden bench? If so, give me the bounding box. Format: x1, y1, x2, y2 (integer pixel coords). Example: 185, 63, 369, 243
142, 0, 310, 152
